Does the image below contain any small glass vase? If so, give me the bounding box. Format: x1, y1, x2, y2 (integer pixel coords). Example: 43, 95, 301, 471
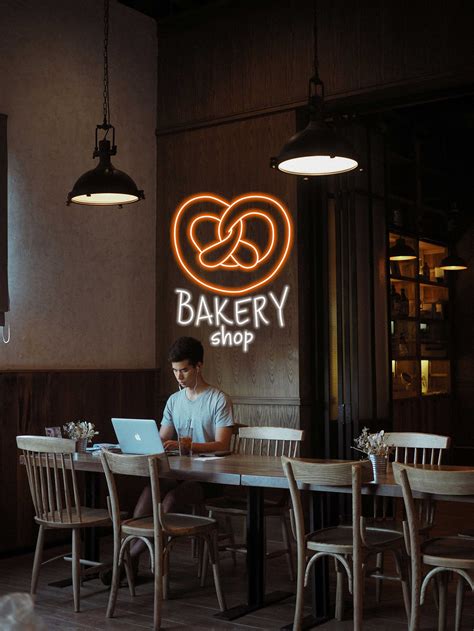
369, 454, 387, 481
76, 437, 88, 453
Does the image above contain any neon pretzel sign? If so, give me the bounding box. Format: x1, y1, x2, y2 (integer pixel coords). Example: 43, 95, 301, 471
171, 192, 293, 352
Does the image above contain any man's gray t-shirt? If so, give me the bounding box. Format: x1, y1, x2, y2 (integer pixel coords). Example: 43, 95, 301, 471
161, 386, 233, 443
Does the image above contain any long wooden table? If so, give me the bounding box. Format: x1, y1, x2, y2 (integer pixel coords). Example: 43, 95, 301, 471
34, 453, 474, 628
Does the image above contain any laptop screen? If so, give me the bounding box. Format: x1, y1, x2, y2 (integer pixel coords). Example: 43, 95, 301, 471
112, 418, 165, 455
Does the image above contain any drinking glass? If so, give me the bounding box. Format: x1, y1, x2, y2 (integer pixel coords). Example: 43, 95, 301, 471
178, 421, 193, 456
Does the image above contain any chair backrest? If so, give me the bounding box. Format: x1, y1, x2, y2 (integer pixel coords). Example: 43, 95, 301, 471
393, 462, 474, 582
393, 462, 474, 498
230, 423, 248, 453
235, 426, 304, 457
385, 432, 450, 465
17, 435, 82, 525
100, 450, 170, 533
281, 457, 373, 565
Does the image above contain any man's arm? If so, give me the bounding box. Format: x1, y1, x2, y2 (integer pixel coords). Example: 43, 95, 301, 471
160, 423, 177, 451
191, 426, 233, 454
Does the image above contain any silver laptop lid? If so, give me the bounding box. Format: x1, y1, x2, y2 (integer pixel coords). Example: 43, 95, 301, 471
112, 418, 165, 455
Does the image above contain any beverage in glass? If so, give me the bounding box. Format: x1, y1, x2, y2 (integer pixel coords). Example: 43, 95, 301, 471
178, 420, 193, 456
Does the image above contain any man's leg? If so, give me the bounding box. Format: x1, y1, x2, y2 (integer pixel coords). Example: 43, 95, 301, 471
161, 480, 204, 513
130, 479, 179, 562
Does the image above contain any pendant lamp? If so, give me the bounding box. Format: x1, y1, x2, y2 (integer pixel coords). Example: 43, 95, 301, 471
389, 238, 417, 261
271, 0, 359, 176
67, 0, 144, 207
439, 253, 468, 271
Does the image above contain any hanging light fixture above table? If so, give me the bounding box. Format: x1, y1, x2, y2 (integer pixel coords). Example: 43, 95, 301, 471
389, 237, 417, 261
67, 0, 144, 207
271, 0, 359, 176
439, 252, 468, 271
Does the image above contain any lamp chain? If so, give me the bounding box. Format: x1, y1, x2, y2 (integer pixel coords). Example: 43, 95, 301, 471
102, 0, 110, 127
313, 0, 319, 82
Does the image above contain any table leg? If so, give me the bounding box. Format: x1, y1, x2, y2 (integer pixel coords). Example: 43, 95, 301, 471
281, 491, 331, 630
84, 470, 101, 562
215, 486, 292, 621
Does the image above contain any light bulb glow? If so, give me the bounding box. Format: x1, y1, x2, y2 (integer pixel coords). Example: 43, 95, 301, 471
70, 192, 139, 205
389, 254, 417, 261
278, 155, 358, 176
440, 264, 467, 270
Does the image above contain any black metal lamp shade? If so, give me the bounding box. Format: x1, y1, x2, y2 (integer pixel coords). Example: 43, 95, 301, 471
439, 253, 468, 270
67, 139, 144, 206
389, 237, 417, 261
67, 0, 144, 208
271, 119, 359, 176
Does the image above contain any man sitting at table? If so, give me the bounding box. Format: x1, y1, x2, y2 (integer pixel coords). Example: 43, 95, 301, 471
129, 336, 234, 573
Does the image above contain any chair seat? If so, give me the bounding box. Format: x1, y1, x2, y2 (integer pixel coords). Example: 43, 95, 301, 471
35, 507, 111, 529
122, 515, 154, 537
307, 525, 404, 554
365, 517, 431, 535
163, 512, 217, 535
422, 536, 474, 570
122, 512, 217, 538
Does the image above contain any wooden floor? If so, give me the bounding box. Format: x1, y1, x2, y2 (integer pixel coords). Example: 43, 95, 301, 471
0, 506, 473, 630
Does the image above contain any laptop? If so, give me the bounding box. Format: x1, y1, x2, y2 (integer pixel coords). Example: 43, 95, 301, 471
112, 418, 166, 455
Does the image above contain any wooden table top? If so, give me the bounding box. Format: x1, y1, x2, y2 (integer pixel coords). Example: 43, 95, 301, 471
24, 453, 474, 502
65, 454, 474, 503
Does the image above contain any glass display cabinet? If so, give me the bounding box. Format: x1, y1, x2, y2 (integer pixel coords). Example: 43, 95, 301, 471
389, 232, 451, 401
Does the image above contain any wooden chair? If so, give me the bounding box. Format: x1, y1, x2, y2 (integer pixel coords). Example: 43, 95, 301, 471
100, 450, 226, 630
191, 422, 248, 567
385, 432, 451, 466
229, 422, 248, 452
204, 426, 303, 581
371, 432, 451, 602
283, 457, 410, 631
393, 463, 474, 631
17, 435, 112, 612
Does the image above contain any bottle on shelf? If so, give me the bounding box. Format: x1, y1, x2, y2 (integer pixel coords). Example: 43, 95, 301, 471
399, 288, 409, 316
422, 261, 430, 280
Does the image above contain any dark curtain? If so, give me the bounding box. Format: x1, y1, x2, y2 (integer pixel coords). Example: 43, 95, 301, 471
0, 114, 8, 326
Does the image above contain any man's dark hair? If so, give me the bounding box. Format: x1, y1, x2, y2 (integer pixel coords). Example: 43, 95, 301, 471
168, 336, 204, 365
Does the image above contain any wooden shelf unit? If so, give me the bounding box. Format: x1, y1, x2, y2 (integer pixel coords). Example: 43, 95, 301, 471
389, 232, 451, 405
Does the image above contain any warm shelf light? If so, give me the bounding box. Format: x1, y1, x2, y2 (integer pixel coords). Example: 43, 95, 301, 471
67, 0, 144, 208
389, 238, 417, 261
439, 253, 468, 271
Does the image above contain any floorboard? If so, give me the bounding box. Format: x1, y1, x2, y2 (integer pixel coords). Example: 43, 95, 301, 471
0, 506, 472, 629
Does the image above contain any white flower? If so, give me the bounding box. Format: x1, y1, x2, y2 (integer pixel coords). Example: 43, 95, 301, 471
63, 420, 99, 443
353, 427, 391, 457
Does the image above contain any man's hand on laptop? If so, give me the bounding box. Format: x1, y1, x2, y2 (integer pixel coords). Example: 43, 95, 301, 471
163, 440, 178, 451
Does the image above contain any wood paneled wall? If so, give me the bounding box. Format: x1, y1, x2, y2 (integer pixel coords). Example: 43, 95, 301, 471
1, 369, 157, 555
157, 0, 474, 133
156, 114, 299, 426
155, 0, 474, 432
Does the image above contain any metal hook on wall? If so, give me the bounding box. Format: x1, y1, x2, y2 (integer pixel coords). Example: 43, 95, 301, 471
2, 316, 10, 343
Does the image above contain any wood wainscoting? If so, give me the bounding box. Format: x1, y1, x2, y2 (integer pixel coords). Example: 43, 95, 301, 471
0, 369, 158, 556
